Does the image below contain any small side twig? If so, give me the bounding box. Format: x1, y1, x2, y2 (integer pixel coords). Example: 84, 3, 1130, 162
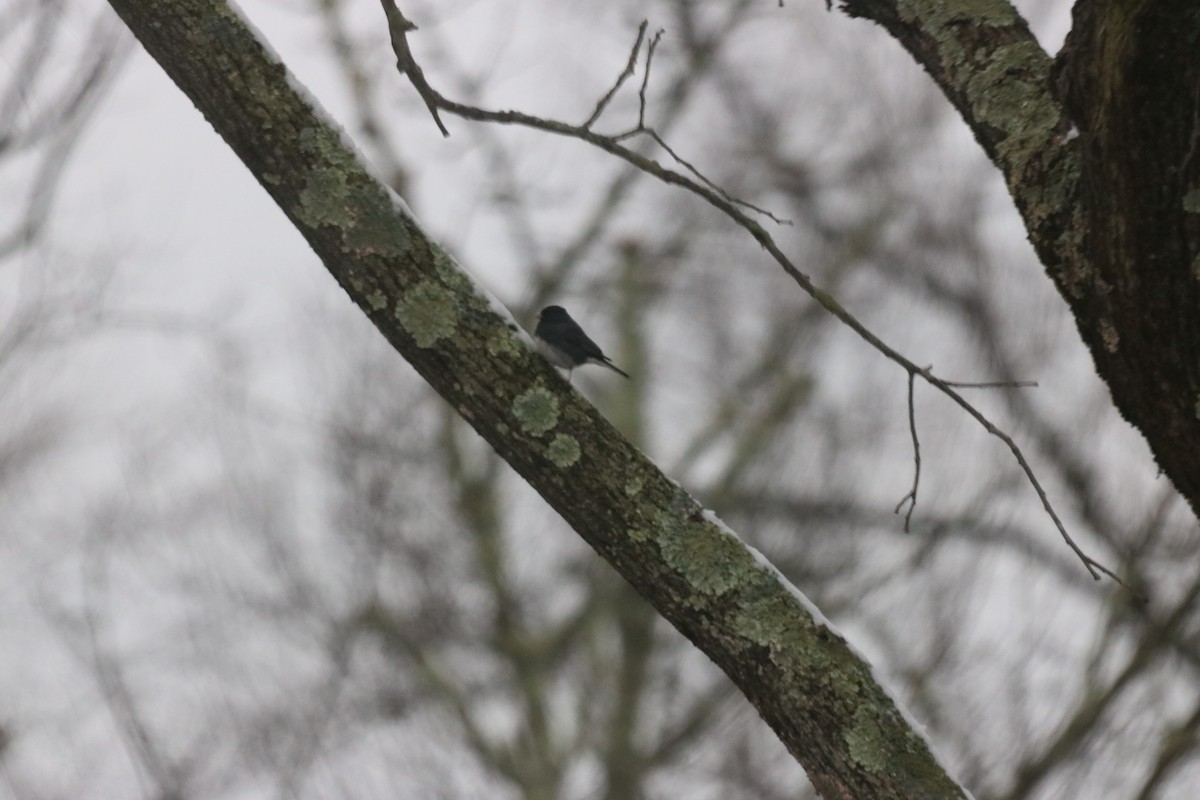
942, 379, 1039, 389
895, 367, 1036, 533
581, 21, 649, 130
894, 370, 920, 532
379, 1, 448, 137
910, 366, 1125, 586
610, 29, 788, 225
634, 27, 663, 131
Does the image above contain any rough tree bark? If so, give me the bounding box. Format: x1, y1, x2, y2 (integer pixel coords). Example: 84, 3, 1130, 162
102, 1, 968, 798
841, 0, 1200, 522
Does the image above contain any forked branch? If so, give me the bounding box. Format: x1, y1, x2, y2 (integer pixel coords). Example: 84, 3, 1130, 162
378, 0, 1131, 591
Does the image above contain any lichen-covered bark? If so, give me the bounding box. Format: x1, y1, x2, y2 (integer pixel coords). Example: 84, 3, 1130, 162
840, 0, 1200, 518
103, 0, 968, 797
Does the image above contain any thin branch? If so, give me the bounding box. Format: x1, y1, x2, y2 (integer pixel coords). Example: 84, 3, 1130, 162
943, 379, 1038, 389
581, 20, 649, 130
634, 27, 663, 131
895, 368, 1036, 532
379, 0, 448, 137
611, 27, 788, 223
894, 370, 920, 532
376, 3, 1130, 588
908, 365, 1124, 587
645, 126, 789, 223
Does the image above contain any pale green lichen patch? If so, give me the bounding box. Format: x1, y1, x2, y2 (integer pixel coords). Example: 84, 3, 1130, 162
893, 1, 1054, 167
967, 43, 1059, 154
293, 127, 407, 257
395, 281, 459, 347
734, 592, 810, 651
432, 249, 474, 294
657, 511, 750, 599
343, 194, 412, 254
486, 330, 522, 359
512, 387, 559, 436
846, 706, 888, 772
897, 0, 1017, 26
296, 163, 352, 229
1184, 189, 1200, 213
624, 476, 644, 497
546, 434, 581, 468
628, 526, 652, 543
367, 290, 388, 312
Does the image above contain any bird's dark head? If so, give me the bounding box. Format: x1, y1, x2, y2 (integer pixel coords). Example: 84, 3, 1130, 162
538, 305, 569, 323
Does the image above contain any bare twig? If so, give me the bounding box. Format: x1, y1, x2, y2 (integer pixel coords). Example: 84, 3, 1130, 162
611, 28, 788, 224
895, 367, 1037, 532
894, 370, 920, 532
907, 365, 1124, 585
633, 28, 663, 132
376, 2, 1130, 588
379, 0, 448, 137
943, 379, 1039, 389
581, 20, 649, 130
646, 127, 788, 223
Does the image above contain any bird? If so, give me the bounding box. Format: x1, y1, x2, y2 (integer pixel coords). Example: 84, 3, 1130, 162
534, 305, 630, 380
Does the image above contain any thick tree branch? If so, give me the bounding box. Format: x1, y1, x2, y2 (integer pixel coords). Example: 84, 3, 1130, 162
104, 1, 968, 797
837, 0, 1200, 522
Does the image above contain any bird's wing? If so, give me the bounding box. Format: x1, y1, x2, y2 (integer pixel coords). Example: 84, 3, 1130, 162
562, 324, 608, 361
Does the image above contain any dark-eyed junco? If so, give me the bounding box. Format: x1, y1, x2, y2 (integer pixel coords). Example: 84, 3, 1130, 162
535, 305, 630, 380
